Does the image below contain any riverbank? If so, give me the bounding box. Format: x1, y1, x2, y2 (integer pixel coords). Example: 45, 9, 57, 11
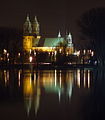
0, 63, 96, 70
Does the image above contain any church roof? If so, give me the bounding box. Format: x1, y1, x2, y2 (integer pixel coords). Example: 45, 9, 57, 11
44, 38, 64, 47
37, 37, 64, 47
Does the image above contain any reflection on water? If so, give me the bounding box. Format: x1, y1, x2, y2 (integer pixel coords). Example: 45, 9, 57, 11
76, 69, 91, 88
4, 70, 9, 86
0, 68, 93, 120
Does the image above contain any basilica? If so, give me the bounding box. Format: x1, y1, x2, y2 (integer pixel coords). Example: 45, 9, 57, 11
23, 15, 74, 54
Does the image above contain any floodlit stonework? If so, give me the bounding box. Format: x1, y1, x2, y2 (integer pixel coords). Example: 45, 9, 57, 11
23, 14, 74, 54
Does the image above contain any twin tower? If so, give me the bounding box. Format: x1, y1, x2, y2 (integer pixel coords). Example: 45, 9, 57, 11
23, 15, 40, 36
23, 15, 41, 51
23, 15, 74, 54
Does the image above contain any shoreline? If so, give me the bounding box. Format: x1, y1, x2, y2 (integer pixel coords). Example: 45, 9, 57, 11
0, 63, 96, 70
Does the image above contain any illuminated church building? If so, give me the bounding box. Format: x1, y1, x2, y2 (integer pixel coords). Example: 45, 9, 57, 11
23, 15, 74, 54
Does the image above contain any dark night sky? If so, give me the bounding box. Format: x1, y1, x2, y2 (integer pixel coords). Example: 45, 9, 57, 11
0, 0, 105, 41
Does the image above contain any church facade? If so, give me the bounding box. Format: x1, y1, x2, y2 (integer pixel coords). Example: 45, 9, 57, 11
23, 15, 74, 54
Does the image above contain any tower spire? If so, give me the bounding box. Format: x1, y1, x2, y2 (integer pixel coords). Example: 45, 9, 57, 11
32, 16, 40, 35
35, 16, 38, 23
68, 32, 72, 42
26, 14, 30, 21
58, 30, 61, 38
67, 32, 73, 47
23, 14, 32, 35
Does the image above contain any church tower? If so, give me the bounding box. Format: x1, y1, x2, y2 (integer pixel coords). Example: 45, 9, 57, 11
23, 14, 32, 35
32, 16, 40, 36
66, 32, 74, 54
23, 14, 33, 52
67, 32, 73, 47
31, 16, 41, 48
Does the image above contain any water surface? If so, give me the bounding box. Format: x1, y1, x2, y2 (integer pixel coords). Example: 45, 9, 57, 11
0, 68, 103, 120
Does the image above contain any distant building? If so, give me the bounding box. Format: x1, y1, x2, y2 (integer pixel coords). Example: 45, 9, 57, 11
23, 15, 74, 54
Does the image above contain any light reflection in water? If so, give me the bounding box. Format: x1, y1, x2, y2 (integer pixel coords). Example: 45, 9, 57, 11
23, 70, 41, 116
4, 70, 9, 86
77, 69, 80, 88
88, 70, 90, 88
66, 70, 73, 99
23, 70, 75, 116
0, 69, 92, 117
84, 70, 86, 88
76, 69, 91, 88
59, 70, 62, 88
54, 70, 57, 87
18, 70, 21, 87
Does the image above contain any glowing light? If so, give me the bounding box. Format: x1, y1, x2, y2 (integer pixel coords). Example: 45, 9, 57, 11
59, 49, 62, 53
68, 84, 73, 99
54, 70, 57, 87
54, 51, 57, 55
3, 70, 10, 86
42, 71, 54, 87
77, 69, 80, 88
18, 70, 21, 87
60, 70, 62, 88
23, 71, 41, 116
48, 52, 50, 55
0, 57, 3, 61
4, 49, 7, 54
7, 59, 9, 62
4, 70, 7, 86
35, 89, 40, 115
66, 52, 69, 56
37, 36, 41, 39
84, 70, 86, 88
34, 72, 36, 84
40, 62, 51, 65
7, 70, 9, 81
29, 56, 33, 62
34, 51, 36, 56
83, 50, 86, 54
23, 73, 33, 96
35, 47, 53, 52
94, 61, 97, 65
88, 70, 90, 88
89, 50, 91, 53
91, 51, 94, 56
68, 62, 72, 65
7, 53, 9, 57
18, 53, 20, 57
30, 49, 32, 54
73, 51, 80, 56
58, 90, 61, 102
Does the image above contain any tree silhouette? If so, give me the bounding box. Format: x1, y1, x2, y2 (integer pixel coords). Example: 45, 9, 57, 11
77, 7, 105, 66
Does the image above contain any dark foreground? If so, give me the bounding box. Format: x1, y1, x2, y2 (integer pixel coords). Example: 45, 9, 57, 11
0, 68, 104, 120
